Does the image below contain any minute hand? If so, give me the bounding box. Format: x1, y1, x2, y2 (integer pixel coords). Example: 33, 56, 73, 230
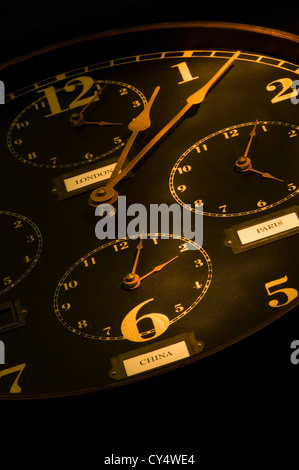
89, 51, 240, 205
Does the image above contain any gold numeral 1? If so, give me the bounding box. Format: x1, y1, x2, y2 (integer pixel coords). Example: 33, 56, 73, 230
171, 62, 199, 84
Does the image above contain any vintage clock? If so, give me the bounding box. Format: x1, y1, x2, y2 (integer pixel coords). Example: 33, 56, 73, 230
0, 22, 299, 399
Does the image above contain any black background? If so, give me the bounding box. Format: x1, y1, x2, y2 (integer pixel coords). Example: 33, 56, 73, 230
1, 1, 299, 62
1, 0, 299, 458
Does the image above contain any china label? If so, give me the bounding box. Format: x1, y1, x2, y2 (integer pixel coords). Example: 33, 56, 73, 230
123, 340, 190, 376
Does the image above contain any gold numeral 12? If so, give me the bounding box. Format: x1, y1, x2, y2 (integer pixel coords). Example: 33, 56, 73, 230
37, 76, 96, 117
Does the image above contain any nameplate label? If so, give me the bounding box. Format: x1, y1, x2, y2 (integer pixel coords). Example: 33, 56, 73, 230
64, 163, 116, 192
237, 212, 299, 245
123, 340, 190, 377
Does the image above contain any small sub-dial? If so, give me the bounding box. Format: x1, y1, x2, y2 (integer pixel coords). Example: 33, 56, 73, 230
169, 121, 299, 217
7, 78, 147, 169
0, 211, 42, 295
53, 234, 212, 343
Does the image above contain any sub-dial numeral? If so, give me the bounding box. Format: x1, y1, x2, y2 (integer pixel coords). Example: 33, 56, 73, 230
223, 129, 239, 139
195, 144, 208, 153
113, 241, 129, 252
177, 165, 192, 174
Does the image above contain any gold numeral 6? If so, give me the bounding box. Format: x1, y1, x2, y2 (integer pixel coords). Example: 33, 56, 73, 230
121, 298, 169, 342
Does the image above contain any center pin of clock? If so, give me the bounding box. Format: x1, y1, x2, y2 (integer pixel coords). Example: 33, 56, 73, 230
235, 155, 251, 172
88, 186, 119, 205
123, 272, 140, 289
69, 112, 84, 127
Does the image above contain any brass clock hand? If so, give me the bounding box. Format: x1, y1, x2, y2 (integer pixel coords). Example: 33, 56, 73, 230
110, 85, 160, 180
124, 255, 178, 290
89, 51, 240, 206
89, 86, 160, 204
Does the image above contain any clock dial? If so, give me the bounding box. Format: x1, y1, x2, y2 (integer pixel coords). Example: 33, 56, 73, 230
7, 79, 147, 168
0, 22, 299, 398
54, 234, 212, 341
0, 211, 42, 295
169, 120, 299, 217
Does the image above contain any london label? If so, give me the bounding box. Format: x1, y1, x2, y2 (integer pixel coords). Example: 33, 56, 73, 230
64, 163, 116, 192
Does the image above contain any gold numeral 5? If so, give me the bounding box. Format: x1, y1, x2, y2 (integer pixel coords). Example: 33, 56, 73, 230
265, 275, 298, 307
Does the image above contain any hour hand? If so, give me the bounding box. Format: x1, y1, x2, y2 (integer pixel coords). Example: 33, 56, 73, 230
248, 165, 284, 182
235, 156, 284, 182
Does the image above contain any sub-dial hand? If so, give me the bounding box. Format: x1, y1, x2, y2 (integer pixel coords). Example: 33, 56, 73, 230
235, 120, 284, 182
235, 119, 258, 169
242, 119, 258, 159
69, 83, 110, 127
89, 51, 240, 206
123, 255, 178, 290
236, 156, 284, 182
248, 163, 284, 182
123, 238, 143, 289
70, 115, 123, 126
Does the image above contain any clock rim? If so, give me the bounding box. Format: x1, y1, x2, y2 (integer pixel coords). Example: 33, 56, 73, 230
1, 21, 299, 72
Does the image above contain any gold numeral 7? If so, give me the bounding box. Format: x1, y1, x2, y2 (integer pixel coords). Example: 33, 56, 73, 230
0, 363, 26, 393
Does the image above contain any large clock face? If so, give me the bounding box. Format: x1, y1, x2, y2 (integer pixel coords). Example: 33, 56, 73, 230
0, 22, 299, 398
